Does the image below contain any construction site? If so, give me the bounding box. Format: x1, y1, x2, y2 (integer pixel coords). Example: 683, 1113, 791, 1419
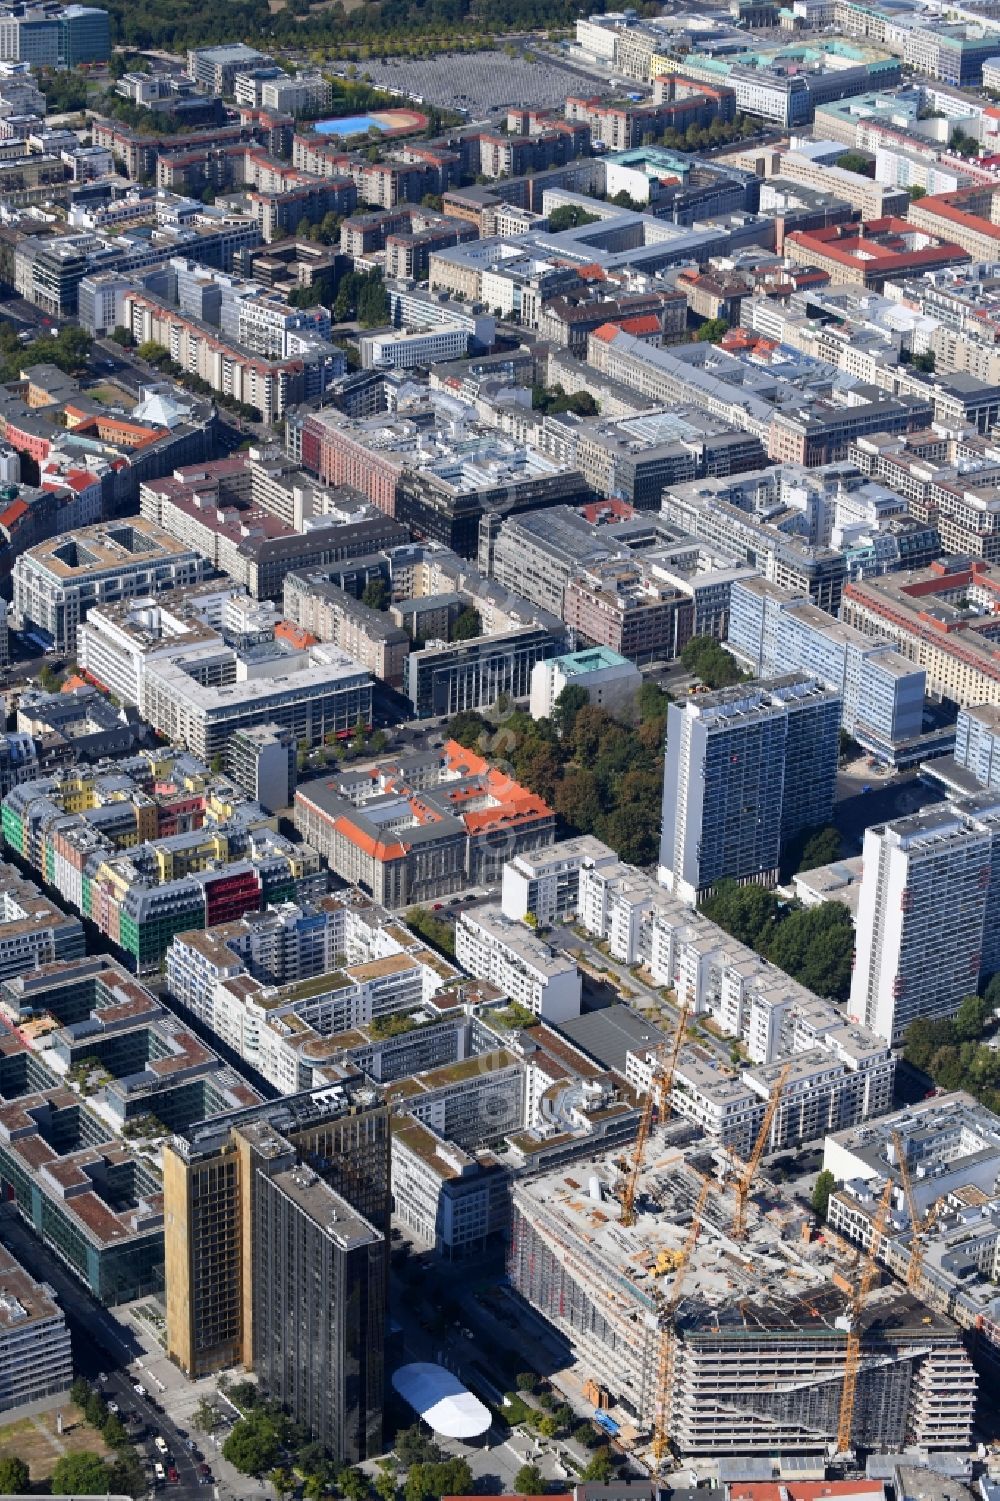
507, 1118, 978, 1461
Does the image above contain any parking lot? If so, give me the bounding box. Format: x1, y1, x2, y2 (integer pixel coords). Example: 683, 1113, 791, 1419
348, 49, 598, 116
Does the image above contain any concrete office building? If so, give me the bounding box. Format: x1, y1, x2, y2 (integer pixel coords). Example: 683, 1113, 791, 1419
727, 575, 927, 765
849, 804, 999, 1044
390, 1118, 509, 1259
0, 1244, 72, 1412
659, 676, 841, 903
529, 647, 641, 722
405, 625, 562, 718
225, 724, 296, 814
841, 557, 1000, 708
12, 519, 208, 655
164, 1083, 388, 1461
295, 741, 555, 907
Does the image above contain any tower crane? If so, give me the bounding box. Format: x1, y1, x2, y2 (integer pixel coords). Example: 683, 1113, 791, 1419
892, 1131, 945, 1295
835, 1174, 894, 1456
652, 1174, 712, 1462
621, 1004, 689, 1229
732, 1059, 793, 1241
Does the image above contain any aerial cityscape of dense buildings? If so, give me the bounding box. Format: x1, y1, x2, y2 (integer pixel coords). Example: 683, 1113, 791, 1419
7, 2, 1000, 1497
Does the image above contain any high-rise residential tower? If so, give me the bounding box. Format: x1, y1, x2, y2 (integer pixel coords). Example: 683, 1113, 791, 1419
659, 675, 841, 904
849, 804, 998, 1044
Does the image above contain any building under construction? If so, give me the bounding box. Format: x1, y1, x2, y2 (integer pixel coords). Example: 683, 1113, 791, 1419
508, 1127, 977, 1457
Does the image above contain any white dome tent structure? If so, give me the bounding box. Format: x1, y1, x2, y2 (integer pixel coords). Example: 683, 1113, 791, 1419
391, 1362, 492, 1442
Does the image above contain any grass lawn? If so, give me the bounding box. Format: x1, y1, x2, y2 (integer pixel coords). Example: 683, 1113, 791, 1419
85, 382, 132, 405
0, 1401, 110, 1485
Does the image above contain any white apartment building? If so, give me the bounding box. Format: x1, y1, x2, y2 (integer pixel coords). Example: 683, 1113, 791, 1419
663, 1047, 894, 1158
455, 906, 582, 1022
849, 803, 999, 1045
501, 835, 619, 927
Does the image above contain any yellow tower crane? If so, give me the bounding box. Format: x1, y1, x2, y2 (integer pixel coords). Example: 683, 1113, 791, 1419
835, 1174, 894, 1456
892, 1131, 945, 1296
732, 1059, 793, 1241
621, 1004, 689, 1229
652, 1174, 713, 1463
892, 1130, 925, 1293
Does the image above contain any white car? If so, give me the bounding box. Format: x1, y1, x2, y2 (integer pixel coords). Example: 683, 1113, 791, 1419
154, 1436, 169, 1456
107, 1401, 119, 1414
133, 1383, 147, 1398
154, 1462, 165, 1485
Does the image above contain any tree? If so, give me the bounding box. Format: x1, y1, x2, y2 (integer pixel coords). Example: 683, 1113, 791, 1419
811, 1168, 836, 1220
581, 1448, 615, 1483
702, 880, 780, 949
550, 684, 588, 742
193, 1396, 221, 1434
270, 1468, 295, 1500
0, 1457, 29, 1493
340, 1468, 371, 1501
548, 203, 600, 231
222, 1414, 281, 1475
515, 1464, 546, 1493
679, 636, 743, 688
515, 1370, 538, 1392
137, 339, 170, 364
70, 1376, 92, 1407
837, 150, 872, 175
954, 993, 989, 1043
102, 1411, 128, 1448
394, 1423, 442, 1467
796, 826, 842, 872
362, 576, 390, 611
908, 184, 927, 200
110, 324, 135, 347
554, 766, 602, 833
376, 1467, 400, 1501
694, 316, 729, 343
447, 710, 488, 750
765, 902, 855, 1002
51, 1452, 111, 1495
450, 606, 481, 641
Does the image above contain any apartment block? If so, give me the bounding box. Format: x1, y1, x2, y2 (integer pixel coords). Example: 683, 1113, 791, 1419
825, 1094, 1000, 1366
0, 858, 84, 979
659, 676, 841, 903
849, 803, 999, 1044
455, 906, 582, 1024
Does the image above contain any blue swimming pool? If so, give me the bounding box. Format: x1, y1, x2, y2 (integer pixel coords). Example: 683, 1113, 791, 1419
314, 114, 381, 135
